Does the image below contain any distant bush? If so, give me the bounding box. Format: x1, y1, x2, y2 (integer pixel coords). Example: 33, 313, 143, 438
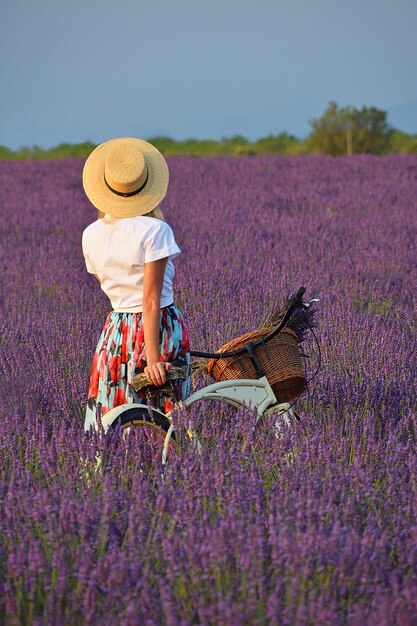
389, 130, 412, 153
404, 136, 417, 153
307, 101, 392, 156
252, 132, 300, 154
0, 145, 14, 158
0, 141, 97, 159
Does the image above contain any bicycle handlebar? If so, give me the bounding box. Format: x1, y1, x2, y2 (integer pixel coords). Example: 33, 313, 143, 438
189, 286, 307, 360
292, 286, 306, 303
260, 286, 306, 344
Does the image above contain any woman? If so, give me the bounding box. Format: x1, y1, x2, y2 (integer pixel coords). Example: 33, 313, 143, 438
81, 137, 190, 431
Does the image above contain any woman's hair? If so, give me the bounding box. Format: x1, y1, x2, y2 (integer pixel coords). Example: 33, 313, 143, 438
144, 205, 165, 221
97, 205, 165, 221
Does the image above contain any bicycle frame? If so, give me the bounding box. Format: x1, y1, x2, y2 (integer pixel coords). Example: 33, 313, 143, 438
162, 376, 294, 464
96, 375, 294, 464
182, 375, 278, 415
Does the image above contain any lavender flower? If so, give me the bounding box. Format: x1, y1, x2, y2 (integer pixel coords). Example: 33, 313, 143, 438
0, 154, 416, 625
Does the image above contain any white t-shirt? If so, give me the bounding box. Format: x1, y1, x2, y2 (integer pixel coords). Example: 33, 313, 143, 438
82, 214, 181, 312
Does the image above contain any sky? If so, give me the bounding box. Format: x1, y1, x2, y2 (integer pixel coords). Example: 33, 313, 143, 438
1, 0, 416, 149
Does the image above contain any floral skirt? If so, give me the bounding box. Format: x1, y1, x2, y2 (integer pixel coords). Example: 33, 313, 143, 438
84, 304, 190, 430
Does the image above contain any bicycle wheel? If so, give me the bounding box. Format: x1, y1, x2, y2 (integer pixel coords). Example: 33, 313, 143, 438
109, 405, 176, 456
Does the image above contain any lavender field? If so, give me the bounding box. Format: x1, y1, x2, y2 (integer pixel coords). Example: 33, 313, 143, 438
0, 154, 416, 625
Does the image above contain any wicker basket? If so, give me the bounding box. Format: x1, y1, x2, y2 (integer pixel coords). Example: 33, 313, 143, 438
207, 326, 306, 403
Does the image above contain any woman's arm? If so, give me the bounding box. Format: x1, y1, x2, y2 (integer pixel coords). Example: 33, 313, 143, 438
142, 257, 171, 386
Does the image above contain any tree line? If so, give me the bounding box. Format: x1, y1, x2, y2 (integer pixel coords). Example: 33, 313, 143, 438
1, 102, 416, 159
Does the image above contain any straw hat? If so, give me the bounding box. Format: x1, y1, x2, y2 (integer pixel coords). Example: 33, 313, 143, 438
82, 137, 169, 217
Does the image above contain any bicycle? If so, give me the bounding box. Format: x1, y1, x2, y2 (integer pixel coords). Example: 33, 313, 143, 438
87, 286, 319, 465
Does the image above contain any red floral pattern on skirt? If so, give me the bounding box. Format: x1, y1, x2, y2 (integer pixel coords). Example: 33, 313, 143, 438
85, 305, 190, 426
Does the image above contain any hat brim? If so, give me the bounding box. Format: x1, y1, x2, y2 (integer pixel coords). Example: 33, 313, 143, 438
82, 138, 169, 218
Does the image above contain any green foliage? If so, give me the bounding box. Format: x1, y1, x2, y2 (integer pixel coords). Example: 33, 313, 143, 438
0, 134, 302, 159
0, 115, 415, 159
0, 141, 97, 159
308, 101, 392, 156
46, 141, 97, 158
352, 105, 392, 154
0, 145, 14, 158
252, 132, 300, 155
404, 136, 417, 153
389, 129, 413, 153
308, 101, 350, 155
386, 130, 417, 153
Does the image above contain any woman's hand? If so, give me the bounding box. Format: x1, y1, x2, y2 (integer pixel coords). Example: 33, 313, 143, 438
144, 361, 172, 387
